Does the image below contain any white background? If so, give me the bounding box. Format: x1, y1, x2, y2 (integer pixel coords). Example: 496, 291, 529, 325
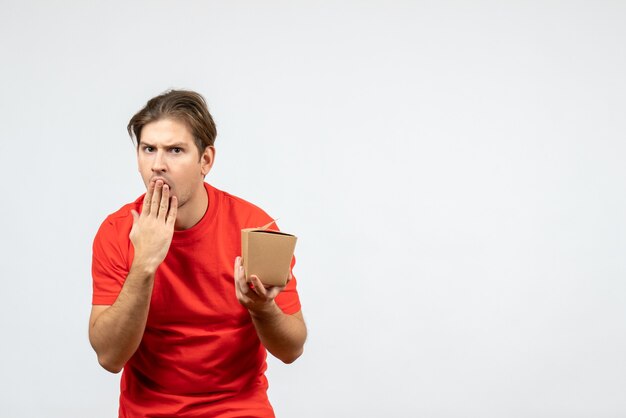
1, 1, 625, 417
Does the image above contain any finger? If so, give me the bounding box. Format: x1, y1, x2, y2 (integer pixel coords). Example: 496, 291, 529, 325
238, 278, 252, 299
238, 294, 253, 306
166, 196, 178, 226
233, 258, 253, 299
151, 180, 163, 215
233, 257, 243, 279
158, 184, 170, 220
235, 264, 250, 296
232, 262, 242, 299
142, 180, 156, 216
266, 286, 283, 300
249, 275, 267, 298
233, 257, 242, 288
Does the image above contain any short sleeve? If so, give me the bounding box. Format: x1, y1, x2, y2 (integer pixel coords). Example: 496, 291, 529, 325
274, 255, 302, 315
92, 218, 130, 305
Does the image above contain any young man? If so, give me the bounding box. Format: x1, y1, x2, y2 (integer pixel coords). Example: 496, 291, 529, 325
89, 90, 306, 417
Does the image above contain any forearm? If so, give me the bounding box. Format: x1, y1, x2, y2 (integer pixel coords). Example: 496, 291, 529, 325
249, 304, 307, 364
89, 263, 155, 373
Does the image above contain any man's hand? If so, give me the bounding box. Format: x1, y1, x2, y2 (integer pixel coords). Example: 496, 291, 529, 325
233, 256, 290, 315
233, 256, 305, 363
130, 179, 178, 271
89, 179, 178, 373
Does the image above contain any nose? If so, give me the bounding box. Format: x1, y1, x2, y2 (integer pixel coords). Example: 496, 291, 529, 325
151, 150, 167, 173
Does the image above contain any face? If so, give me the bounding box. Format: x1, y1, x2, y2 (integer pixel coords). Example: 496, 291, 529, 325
137, 118, 214, 208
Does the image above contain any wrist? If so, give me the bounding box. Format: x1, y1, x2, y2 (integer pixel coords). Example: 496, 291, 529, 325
130, 257, 159, 277
248, 301, 281, 320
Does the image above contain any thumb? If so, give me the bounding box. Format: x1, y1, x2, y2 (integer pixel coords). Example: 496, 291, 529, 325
131, 209, 139, 223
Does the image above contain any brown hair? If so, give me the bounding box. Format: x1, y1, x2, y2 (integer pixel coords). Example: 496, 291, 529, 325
127, 89, 217, 157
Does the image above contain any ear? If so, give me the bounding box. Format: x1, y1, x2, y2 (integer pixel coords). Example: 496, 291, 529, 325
200, 146, 216, 177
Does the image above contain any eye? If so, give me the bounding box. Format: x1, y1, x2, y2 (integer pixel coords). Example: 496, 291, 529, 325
143, 146, 154, 153
171, 147, 183, 154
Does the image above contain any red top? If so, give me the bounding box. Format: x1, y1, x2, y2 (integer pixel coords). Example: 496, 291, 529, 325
92, 183, 301, 417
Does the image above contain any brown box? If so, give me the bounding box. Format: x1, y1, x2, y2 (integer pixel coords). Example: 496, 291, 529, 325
241, 221, 297, 287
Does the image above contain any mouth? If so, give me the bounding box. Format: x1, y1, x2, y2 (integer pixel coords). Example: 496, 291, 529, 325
150, 177, 172, 189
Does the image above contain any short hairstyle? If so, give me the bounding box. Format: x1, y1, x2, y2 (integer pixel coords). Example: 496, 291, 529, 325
127, 89, 217, 157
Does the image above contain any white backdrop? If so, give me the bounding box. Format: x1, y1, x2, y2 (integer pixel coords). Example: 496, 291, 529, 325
1, 1, 625, 417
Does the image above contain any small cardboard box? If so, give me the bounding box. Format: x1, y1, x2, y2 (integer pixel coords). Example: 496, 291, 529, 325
241, 221, 297, 287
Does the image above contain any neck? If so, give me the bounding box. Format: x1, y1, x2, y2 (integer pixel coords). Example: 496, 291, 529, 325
174, 183, 208, 231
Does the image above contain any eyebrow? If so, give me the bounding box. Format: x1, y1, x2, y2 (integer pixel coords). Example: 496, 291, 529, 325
140, 141, 187, 148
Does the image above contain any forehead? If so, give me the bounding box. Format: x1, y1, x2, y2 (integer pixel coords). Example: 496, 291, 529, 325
139, 118, 194, 145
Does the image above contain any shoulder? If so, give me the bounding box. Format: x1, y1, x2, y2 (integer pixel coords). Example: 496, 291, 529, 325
208, 184, 273, 228
94, 196, 143, 243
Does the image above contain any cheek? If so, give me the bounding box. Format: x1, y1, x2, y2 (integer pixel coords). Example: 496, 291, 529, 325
138, 163, 150, 176
137, 156, 149, 171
